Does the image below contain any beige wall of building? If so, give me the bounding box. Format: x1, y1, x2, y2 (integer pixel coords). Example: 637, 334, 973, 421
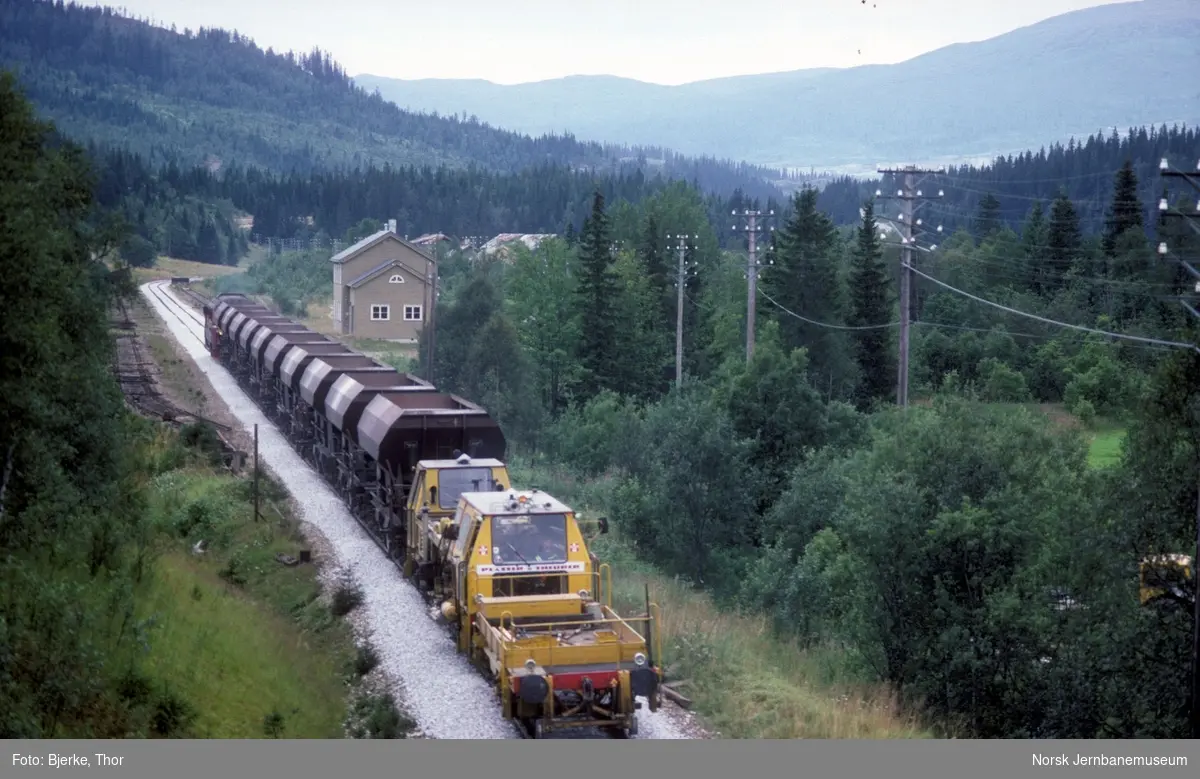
331, 229, 435, 342
347, 268, 428, 341
332, 263, 344, 324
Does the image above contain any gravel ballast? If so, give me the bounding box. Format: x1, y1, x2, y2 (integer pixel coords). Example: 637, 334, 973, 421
139, 281, 690, 740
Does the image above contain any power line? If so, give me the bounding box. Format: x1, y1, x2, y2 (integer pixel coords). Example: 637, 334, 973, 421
1157, 154, 1200, 741
763, 284, 1177, 353
943, 168, 1133, 186
904, 262, 1200, 354
759, 288, 899, 331
913, 249, 1186, 295
913, 319, 1182, 352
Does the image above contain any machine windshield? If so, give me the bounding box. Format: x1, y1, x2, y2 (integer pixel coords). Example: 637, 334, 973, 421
491, 513, 568, 565
438, 467, 495, 509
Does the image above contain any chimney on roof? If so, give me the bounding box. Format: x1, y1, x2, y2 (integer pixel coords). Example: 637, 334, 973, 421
387, 218, 397, 234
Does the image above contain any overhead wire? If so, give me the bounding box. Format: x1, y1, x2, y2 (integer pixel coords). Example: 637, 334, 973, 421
912, 319, 1183, 353
757, 288, 899, 331
932, 182, 1115, 205
755, 273, 1180, 353
875, 204, 1189, 295
903, 262, 1200, 354
726, 176, 1200, 356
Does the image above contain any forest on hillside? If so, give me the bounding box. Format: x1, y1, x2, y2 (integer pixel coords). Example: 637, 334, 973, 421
0, 0, 789, 201
84, 121, 1199, 277
1, 69, 194, 737
816, 125, 1200, 236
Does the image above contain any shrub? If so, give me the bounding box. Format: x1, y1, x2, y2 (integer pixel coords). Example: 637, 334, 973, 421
331, 579, 364, 617
346, 693, 412, 739
353, 644, 380, 677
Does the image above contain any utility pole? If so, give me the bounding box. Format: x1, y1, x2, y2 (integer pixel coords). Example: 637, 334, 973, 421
666, 232, 698, 388
1158, 155, 1200, 739
253, 423, 259, 523
732, 208, 775, 361
425, 256, 438, 385
875, 166, 944, 407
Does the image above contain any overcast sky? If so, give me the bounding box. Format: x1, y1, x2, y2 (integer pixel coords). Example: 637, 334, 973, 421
85, 0, 1130, 85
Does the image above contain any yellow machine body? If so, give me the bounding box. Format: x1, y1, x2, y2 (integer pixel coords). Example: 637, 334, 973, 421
426, 488, 662, 737
403, 454, 511, 578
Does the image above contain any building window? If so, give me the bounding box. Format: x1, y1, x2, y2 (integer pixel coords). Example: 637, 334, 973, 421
371, 305, 390, 321
404, 305, 423, 321
389, 273, 405, 283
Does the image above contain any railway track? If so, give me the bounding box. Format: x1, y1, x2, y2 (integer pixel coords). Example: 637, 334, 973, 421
144, 281, 209, 343
110, 292, 234, 433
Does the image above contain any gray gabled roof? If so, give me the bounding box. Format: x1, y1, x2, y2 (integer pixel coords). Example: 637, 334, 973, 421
330, 229, 436, 265
347, 258, 428, 290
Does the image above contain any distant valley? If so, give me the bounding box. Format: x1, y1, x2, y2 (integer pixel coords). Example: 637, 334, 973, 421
355, 0, 1200, 172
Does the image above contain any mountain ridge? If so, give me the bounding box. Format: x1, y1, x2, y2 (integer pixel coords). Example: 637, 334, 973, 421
354, 0, 1200, 171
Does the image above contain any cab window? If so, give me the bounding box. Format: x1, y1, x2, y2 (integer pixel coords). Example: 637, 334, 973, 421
437, 467, 495, 509
452, 505, 472, 557
492, 514, 568, 565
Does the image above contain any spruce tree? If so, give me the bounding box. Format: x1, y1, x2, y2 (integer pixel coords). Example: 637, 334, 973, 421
1103, 159, 1144, 257
762, 186, 846, 390
681, 241, 706, 378
1042, 192, 1082, 294
639, 212, 670, 331
847, 200, 894, 407
196, 217, 224, 265
575, 191, 619, 400
974, 192, 1002, 240
1020, 200, 1048, 294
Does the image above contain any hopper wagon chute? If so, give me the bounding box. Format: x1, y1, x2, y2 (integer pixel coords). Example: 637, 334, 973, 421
227, 307, 284, 379
205, 293, 252, 358
257, 331, 334, 414
209, 294, 272, 365
277, 342, 356, 437
244, 318, 313, 395
354, 392, 506, 559
216, 297, 256, 336
324, 371, 437, 508
295, 354, 413, 473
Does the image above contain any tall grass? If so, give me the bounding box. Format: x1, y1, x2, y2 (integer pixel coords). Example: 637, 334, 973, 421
137, 551, 350, 738
131, 429, 367, 738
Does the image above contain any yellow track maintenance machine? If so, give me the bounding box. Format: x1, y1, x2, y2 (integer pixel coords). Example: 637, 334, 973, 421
411, 486, 663, 738
402, 452, 512, 584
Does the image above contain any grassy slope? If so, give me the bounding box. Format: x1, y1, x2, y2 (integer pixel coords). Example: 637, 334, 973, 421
1086, 420, 1127, 469
133, 255, 250, 285
507, 459, 934, 739
118, 291, 405, 739
130, 426, 361, 738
